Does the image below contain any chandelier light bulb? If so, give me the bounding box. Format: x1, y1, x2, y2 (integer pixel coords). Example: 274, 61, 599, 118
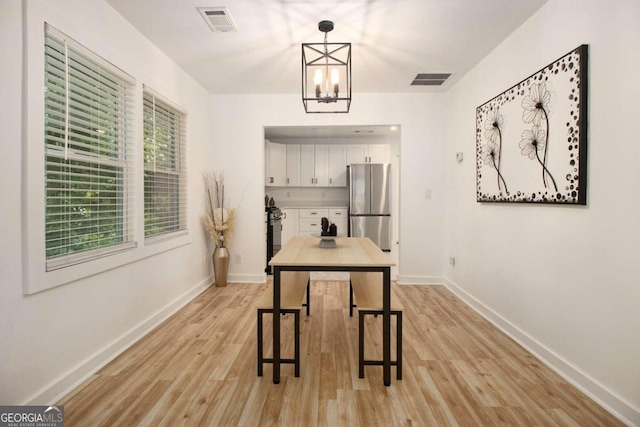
331, 68, 340, 97
314, 69, 323, 98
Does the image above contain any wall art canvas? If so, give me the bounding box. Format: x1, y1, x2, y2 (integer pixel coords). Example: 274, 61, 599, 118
476, 44, 588, 204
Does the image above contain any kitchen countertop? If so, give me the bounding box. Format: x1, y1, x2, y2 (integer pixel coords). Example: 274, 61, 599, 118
277, 201, 348, 209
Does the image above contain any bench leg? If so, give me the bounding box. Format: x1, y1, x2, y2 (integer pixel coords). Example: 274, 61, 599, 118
294, 310, 300, 376
258, 309, 303, 378
397, 312, 402, 380
358, 311, 365, 378
349, 281, 354, 317
257, 309, 264, 377
305, 279, 310, 316
357, 311, 403, 380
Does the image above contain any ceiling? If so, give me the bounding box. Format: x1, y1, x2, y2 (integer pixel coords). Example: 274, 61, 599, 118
105, 0, 547, 95
265, 124, 400, 141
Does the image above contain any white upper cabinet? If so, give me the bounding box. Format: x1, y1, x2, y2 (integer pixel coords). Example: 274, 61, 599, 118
367, 144, 390, 163
346, 144, 390, 164
314, 144, 330, 187
346, 144, 368, 164
300, 144, 316, 186
265, 140, 286, 186
300, 144, 330, 187
285, 144, 300, 186
328, 145, 347, 187
267, 143, 387, 187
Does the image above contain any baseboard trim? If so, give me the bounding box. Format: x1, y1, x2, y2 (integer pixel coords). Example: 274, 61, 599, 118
442, 277, 639, 427
25, 277, 213, 406
227, 273, 266, 284
396, 275, 444, 285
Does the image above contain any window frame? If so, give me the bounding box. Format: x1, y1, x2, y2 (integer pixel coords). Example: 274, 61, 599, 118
142, 86, 188, 244
22, 20, 191, 295
43, 24, 137, 271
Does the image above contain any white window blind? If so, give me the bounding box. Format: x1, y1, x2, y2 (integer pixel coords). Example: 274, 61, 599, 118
44, 24, 135, 270
143, 88, 187, 241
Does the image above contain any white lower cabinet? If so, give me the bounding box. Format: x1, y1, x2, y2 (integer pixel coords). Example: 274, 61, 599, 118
282, 207, 347, 239
299, 218, 323, 236
299, 208, 328, 218
329, 208, 348, 236
299, 208, 329, 236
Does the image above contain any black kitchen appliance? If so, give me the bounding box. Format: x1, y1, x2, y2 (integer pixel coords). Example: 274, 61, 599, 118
265, 206, 282, 274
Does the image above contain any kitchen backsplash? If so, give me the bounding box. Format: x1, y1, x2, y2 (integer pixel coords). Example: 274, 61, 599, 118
266, 187, 348, 206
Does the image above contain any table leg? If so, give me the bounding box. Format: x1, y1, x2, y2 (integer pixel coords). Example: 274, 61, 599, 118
273, 267, 281, 384
383, 267, 391, 386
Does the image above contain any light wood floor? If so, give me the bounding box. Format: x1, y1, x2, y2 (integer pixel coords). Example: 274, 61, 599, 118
59, 281, 623, 426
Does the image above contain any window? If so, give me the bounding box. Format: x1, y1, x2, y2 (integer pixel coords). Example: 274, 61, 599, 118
143, 88, 187, 241
44, 24, 135, 270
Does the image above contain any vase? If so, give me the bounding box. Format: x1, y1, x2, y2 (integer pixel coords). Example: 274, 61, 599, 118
213, 246, 229, 287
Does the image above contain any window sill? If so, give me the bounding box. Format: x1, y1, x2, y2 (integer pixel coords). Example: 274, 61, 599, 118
24, 232, 191, 295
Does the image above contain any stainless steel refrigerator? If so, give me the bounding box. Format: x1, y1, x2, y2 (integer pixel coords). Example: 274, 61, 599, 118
348, 163, 391, 251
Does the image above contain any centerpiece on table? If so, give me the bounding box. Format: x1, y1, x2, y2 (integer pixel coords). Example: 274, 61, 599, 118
314, 217, 338, 248
203, 171, 236, 287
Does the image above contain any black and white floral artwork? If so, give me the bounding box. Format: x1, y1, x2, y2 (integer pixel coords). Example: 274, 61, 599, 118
476, 44, 588, 204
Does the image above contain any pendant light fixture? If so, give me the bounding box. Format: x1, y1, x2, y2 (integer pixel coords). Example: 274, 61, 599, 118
302, 20, 352, 113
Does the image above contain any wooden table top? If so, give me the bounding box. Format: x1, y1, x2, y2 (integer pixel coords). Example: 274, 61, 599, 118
269, 236, 395, 267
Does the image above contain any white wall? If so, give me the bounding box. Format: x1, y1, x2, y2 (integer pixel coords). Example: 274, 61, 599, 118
0, 0, 214, 404
209, 93, 446, 284
444, 0, 640, 423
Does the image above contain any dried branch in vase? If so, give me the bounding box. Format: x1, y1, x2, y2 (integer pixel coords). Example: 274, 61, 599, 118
202, 171, 236, 248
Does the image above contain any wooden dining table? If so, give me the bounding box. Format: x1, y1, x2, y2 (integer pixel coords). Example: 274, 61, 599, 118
269, 236, 396, 385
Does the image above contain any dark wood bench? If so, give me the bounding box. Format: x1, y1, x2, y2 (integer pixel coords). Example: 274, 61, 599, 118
256, 271, 310, 377
350, 272, 403, 380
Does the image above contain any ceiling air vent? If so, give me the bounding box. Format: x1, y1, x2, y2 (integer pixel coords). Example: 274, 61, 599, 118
411, 73, 451, 86
197, 7, 239, 33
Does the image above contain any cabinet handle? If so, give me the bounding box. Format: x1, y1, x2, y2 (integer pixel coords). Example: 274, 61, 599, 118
311, 178, 314, 184
310, 223, 317, 226
286, 177, 289, 184
282, 212, 287, 219
329, 177, 332, 184
270, 177, 274, 183
310, 212, 317, 215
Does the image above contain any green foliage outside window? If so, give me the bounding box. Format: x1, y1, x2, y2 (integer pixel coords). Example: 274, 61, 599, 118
44, 27, 132, 264
143, 93, 185, 238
